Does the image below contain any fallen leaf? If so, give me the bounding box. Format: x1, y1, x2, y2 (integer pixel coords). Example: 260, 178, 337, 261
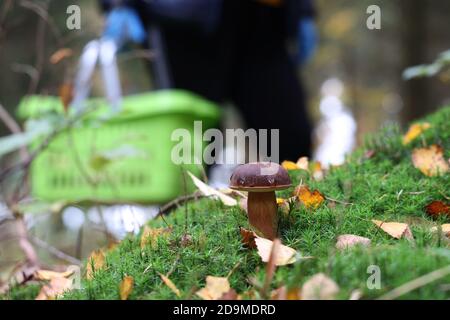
294, 185, 325, 209
372, 220, 414, 240
431, 224, 450, 237
36, 277, 73, 300
281, 160, 299, 171
34, 269, 74, 281
240, 227, 257, 249
255, 237, 298, 266
140, 226, 171, 249
402, 122, 431, 145
86, 249, 106, 280
336, 235, 371, 250
271, 286, 301, 300
119, 275, 134, 300
50, 48, 73, 64
59, 83, 73, 112
312, 162, 324, 181
159, 273, 181, 297
218, 288, 239, 300
302, 273, 339, 300
196, 276, 231, 300
188, 171, 237, 206
411, 145, 449, 177
425, 201, 450, 219
296, 157, 309, 171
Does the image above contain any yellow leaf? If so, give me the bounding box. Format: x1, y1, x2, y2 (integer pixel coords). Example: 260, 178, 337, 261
281, 160, 299, 171
119, 275, 134, 300
411, 145, 449, 177
296, 157, 309, 171
255, 237, 298, 266
86, 249, 106, 280
295, 185, 325, 209
336, 235, 371, 250
159, 273, 181, 297
302, 273, 339, 300
402, 122, 431, 145
36, 277, 73, 300
140, 226, 171, 249
372, 220, 414, 240
312, 162, 324, 181
196, 276, 231, 300
34, 269, 74, 281
187, 171, 237, 206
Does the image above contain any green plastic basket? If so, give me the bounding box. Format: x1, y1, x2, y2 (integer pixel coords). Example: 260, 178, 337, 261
17, 90, 221, 203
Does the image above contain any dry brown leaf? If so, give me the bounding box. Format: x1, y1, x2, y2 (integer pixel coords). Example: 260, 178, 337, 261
411, 145, 449, 177
296, 157, 309, 171
336, 235, 371, 250
239, 227, 257, 249
86, 249, 106, 280
34, 269, 74, 281
295, 185, 325, 209
281, 160, 299, 171
302, 273, 339, 300
425, 201, 450, 219
188, 171, 237, 206
119, 275, 134, 300
255, 237, 298, 266
59, 83, 73, 112
196, 276, 231, 300
218, 288, 239, 300
50, 48, 73, 64
402, 122, 431, 145
36, 277, 73, 300
140, 226, 171, 249
372, 220, 414, 240
159, 273, 181, 297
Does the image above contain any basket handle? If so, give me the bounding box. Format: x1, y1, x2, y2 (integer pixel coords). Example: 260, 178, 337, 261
71, 39, 122, 113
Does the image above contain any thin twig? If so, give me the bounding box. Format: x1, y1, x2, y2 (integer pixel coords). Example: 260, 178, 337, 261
377, 265, 450, 300
30, 235, 81, 265
158, 191, 205, 215
325, 196, 354, 206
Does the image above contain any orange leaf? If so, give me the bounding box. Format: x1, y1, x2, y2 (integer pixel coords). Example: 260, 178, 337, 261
86, 249, 106, 280
159, 273, 181, 297
411, 145, 449, 177
36, 277, 73, 300
50, 48, 73, 64
425, 201, 450, 219
196, 276, 231, 300
140, 226, 171, 249
402, 122, 431, 145
281, 160, 299, 171
372, 220, 414, 240
239, 227, 257, 249
119, 275, 134, 300
295, 185, 325, 209
59, 83, 73, 112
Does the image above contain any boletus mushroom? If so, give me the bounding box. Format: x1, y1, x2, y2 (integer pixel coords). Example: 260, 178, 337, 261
230, 162, 291, 239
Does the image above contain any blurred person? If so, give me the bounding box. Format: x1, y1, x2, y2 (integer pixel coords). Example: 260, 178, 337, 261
99, 0, 317, 162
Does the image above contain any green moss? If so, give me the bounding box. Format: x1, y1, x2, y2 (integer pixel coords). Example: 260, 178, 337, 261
9, 106, 450, 300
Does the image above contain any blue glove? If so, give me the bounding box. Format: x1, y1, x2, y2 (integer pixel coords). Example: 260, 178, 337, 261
297, 18, 317, 65
103, 7, 147, 45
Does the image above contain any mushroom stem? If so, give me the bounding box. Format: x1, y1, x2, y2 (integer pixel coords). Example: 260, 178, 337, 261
247, 191, 278, 240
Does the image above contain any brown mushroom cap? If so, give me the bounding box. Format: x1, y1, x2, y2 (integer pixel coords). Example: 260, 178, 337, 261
230, 162, 292, 192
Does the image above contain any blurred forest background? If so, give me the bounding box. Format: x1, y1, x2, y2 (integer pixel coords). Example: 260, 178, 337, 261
0, 0, 449, 141
0, 0, 449, 282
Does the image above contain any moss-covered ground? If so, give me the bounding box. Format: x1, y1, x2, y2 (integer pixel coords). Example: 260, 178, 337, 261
4, 106, 450, 300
